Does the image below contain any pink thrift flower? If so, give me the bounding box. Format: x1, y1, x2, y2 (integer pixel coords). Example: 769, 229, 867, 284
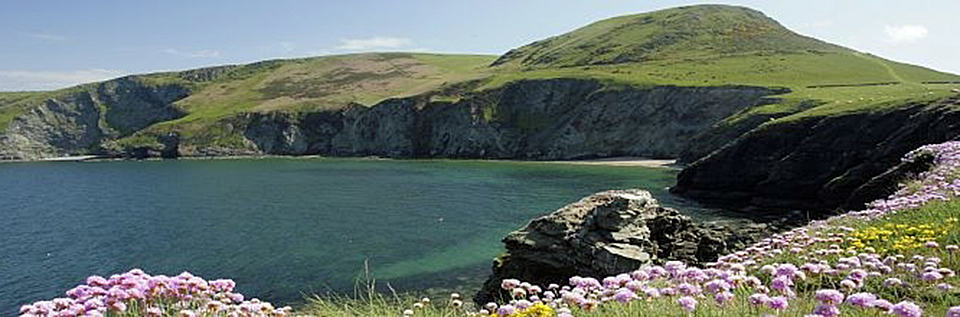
873, 299, 894, 312
714, 291, 735, 306
813, 304, 840, 317
768, 296, 789, 311
815, 289, 844, 305
749, 293, 770, 307
677, 296, 698, 312
947, 306, 960, 317
845, 292, 877, 308
891, 301, 922, 317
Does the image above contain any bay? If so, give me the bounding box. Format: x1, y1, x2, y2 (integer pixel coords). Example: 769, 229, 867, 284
0, 158, 707, 314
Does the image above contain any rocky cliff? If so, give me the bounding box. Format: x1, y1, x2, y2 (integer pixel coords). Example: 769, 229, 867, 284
474, 189, 771, 304
116, 79, 782, 160
0, 78, 188, 160
672, 96, 960, 213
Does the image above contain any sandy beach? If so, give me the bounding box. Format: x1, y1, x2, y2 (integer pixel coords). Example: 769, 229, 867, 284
540, 157, 678, 168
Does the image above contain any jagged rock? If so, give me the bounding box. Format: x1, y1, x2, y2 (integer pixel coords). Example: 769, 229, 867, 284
474, 189, 769, 305
672, 97, 960, 214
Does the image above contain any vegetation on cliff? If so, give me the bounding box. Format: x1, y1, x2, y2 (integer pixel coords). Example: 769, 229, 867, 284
2, 4, 958, 161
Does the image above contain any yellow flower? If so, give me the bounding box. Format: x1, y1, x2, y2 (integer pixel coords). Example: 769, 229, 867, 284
513, 303, 556, 317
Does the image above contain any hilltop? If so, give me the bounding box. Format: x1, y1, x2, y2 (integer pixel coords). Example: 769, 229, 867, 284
490, 4, 846, 68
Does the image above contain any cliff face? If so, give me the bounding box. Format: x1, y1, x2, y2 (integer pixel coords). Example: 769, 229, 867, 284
0, 78, 188, 160
170, 79, 782, 160
672, 96, 960, 213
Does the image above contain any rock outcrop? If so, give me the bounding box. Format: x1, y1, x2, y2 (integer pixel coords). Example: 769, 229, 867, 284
474, 189, 770, 304
672, 96, 960, 213
0, 77, 188, 160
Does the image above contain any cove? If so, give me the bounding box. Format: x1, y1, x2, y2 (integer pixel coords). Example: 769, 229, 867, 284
0, 158, 707, 313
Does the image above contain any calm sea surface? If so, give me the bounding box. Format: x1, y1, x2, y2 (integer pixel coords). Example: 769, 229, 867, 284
0, 158, 709, 313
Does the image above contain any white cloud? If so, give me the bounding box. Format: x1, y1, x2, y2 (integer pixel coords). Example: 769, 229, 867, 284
162, 48, 221, 58
334, 37, 412, 51
883, 25, 928, 43
22, 32, 66, 41
0, 69, 127, 91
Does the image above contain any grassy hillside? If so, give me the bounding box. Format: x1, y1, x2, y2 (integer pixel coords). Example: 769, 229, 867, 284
490, 4, 847, 69
2, 4, 959, 154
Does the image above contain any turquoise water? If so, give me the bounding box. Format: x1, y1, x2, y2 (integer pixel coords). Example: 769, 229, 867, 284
0, 158, 704, 313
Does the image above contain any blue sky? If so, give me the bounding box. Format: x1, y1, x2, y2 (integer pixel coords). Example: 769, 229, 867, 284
1, 0, 957, 91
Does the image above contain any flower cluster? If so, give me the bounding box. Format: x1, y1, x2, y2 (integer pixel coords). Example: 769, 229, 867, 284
846, 221, 957, 254
19, 269, 290, 317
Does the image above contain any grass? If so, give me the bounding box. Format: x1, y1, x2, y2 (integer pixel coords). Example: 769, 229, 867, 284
490, 5, 845, 69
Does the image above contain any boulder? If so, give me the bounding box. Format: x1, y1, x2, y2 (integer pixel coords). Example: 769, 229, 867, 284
474, 189, 768, 304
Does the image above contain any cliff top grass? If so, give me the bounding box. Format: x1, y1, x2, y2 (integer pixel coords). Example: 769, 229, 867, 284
3, 4, 960, 144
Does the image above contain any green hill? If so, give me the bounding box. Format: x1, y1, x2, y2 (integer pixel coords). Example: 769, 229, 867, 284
1, 4, 959, 160
490, 4, 846, 68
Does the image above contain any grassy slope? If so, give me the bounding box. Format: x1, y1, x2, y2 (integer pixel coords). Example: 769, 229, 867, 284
3, 4, 959, 150
482, 4, 960, 130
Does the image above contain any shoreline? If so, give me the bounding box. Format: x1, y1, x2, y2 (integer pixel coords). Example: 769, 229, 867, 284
2, 154, 679, 168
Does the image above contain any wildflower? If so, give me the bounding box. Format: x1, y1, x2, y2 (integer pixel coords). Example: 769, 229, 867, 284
676, 283, 701, 296
515, 300, 532, 310
613, 289, 635, 303
891, 301, 922, 317
922, 271, 943, 281
501, 279, 521, 291
749, 293, 770, 306
815, 289, 844, 305
677, 296, 698, 312
884, 277, 903, 287
947, 306, 960, 317
840, 279, 859, 289
714, 291, 735, 305
845, 292, 877, 308
403, 309, 414, 316
768, 296, 789, 311
925, 241, 939, 248
497, 304, 516, 317
813, 304, 840, 317
872, 299, 894, 312
771, 276, 793, 292
643, 287, 661, 298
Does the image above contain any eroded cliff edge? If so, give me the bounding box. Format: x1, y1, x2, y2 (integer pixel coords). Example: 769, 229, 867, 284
672, 96, 960, 213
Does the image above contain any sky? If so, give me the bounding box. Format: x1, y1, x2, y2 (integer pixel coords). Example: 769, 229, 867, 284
1, 0, 957, 91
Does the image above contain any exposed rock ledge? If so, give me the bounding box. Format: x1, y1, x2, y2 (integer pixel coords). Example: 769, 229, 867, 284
474, 189, 772, 304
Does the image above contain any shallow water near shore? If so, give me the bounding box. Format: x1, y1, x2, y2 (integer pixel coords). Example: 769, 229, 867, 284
0, 157, 712, 313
